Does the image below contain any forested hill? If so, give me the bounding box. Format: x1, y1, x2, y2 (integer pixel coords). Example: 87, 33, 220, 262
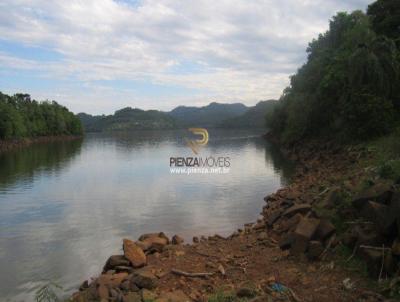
78, 101, 275, 132
77, 107, 178, 132
0, 92, 82, 140
219, 100, 278, 128
168, 102, 248, 127
267, 0, 400, 144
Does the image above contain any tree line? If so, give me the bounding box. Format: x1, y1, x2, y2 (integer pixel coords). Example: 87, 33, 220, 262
0, 92, 82, 140
267, 0, 400, 144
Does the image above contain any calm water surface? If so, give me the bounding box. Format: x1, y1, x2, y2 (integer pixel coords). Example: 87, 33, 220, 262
0, 129, 293, 301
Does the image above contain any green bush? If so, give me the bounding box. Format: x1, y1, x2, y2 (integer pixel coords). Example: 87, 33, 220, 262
379, 160, 400, 181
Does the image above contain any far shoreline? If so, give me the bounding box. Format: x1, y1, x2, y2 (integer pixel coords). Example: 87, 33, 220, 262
0, 135, 83, 154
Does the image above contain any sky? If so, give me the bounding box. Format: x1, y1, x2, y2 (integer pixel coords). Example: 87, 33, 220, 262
0, 0, 372, 115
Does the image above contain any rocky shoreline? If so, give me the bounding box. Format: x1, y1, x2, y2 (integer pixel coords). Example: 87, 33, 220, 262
71, 140, 399, 302
0, 135, 82, 153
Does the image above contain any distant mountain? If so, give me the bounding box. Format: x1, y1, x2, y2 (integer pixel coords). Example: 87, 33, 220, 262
77, 107, 177, 132
168, 102, 248, 127
219, 100, 278, 128
78, 101, 277, 132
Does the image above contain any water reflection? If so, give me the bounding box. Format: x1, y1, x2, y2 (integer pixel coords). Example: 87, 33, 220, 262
0, 130, 292, 301
0, 139, 83, 192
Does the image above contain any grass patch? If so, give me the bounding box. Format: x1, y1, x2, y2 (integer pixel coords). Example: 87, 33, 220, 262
364, 127, 400, 182
208, 285, 257, 302
379, 277, 400, 299
208, 291, 237, 302
335, 244, 368, 277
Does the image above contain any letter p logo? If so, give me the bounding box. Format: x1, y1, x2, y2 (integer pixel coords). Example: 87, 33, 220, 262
186, 128, 208, 154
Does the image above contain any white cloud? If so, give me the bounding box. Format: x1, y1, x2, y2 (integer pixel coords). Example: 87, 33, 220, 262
0, 0, 372, 113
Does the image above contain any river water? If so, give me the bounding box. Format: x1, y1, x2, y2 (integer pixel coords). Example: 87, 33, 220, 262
0, 129, 292, 301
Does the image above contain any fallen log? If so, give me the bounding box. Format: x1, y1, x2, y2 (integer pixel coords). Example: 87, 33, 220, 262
171, 268, 214, 278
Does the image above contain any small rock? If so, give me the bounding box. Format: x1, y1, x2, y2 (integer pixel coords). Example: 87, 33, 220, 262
257, 232, 268, 241
141, 289, 158, 301
279, 233, 293, 250
236, 287, 256, 298
320, 188, 341, 209
253, 221, 266, 230
360, 248, 385, 277
120, 279, 130, 291
123, 292, 142, 302
342, 278, 354, 290
172, 235, 184, 245
307, 241, 324, 260
79, 280, 89, 291
115, 266, 134, 273
97, 284, 109, 300
109, 288, 120, 299
156, 290, 190, 302
392, 238, 400, 255
123, 239, 147, 268
193, 236, 199, 243
218, 264, 226, 276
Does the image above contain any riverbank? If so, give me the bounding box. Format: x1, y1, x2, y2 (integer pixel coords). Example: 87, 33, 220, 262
69, 137, 400, 302
0, 135, 83, 154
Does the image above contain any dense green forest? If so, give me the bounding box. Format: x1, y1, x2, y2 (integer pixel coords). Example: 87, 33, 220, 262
267, 0, 400, 144
0, 92, 82, 140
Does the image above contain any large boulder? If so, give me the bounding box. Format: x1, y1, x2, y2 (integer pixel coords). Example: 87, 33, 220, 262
314, 219, 336, 241
359, 248, 395, 278
130, 267, 158, 290
360, 201, 396, 235
103, 255, 131, 272
290, 234, 310, 256
138, 232, 170, 244
123, 239, 147, 268
343, 225, 385, 248
172, 234, 184, 245
295, 217, 320, 239
139, 236, 168, 253
266, 210, 283, 227
320, 188, 341, 209
352, 181, 394, 209
97, 272, 129, 288
283, 204, 311, 218
278, 213, 302, 233
290, 217, 320, 256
